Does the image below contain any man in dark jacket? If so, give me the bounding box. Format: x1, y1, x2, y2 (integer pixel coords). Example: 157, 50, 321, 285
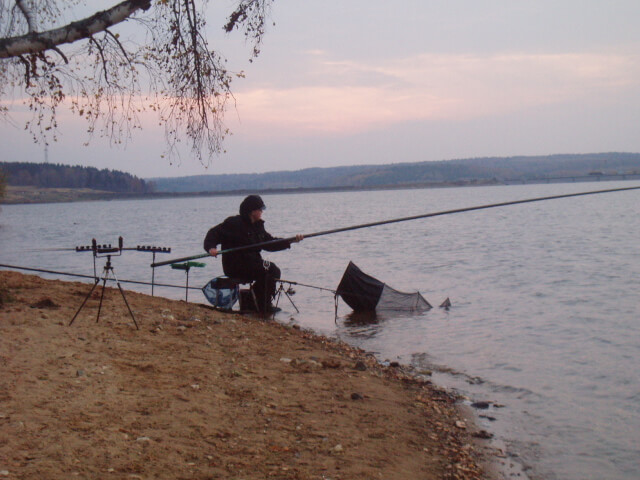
203, 195, 303, 312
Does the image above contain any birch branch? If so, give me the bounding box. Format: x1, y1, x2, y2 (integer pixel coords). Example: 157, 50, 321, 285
0, 0, 152, 59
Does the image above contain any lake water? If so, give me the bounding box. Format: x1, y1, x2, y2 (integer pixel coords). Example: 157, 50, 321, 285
1, 181, 639, 480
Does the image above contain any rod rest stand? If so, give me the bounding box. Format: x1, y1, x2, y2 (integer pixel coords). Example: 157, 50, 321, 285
171, 262, 206, 302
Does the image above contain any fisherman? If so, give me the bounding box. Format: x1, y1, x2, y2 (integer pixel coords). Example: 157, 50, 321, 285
203, 195, 303, 313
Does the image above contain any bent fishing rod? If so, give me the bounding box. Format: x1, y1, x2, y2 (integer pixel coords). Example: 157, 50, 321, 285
151, 185, 640, 268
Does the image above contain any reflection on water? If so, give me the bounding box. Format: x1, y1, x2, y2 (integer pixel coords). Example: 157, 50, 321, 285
337, 313, 382, 340
342, 310, 381, 325
341, 308, 432, 326
337, 308, 435, 343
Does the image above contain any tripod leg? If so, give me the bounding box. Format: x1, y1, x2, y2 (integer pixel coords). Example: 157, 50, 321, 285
283, 289, 300, 313
69, 278, 100, 326
116, 281, 139, 330
110, 267, 139, 330
275, 283, 300, 313
273, 288, 281, 320
95, 274, 109, 323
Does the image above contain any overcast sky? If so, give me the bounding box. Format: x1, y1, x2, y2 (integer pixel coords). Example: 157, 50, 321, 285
2, 0, 640, 178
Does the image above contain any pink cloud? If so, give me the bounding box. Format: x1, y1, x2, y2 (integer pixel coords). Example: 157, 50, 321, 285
229, 51, 640, 139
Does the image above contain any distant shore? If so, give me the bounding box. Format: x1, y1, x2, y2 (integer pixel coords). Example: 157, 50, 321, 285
0, 270, 500, 479
3, 175, 637, 205
2, 182, 495, 204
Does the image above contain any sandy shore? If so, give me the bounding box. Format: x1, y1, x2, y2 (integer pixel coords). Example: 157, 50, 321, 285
1, 270, 496, 479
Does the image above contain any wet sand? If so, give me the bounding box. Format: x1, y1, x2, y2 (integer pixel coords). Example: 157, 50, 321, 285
1, 270, 496, 479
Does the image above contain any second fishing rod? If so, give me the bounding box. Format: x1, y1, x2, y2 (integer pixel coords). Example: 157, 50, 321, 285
151, 185, 640, 268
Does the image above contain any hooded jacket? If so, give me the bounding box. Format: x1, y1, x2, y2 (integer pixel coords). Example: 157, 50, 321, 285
203, 213, 291, 278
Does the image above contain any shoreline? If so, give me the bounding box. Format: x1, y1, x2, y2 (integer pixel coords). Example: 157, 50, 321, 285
3, 176, 637, 205
0, 270, 500, 479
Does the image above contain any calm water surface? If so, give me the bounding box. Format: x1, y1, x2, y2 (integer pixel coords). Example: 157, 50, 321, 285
1, 181, 639, 480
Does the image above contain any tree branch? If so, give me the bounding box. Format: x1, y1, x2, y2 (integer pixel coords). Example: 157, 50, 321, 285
0, 0, 152, 59
17, 54, 31, 85
14, 0, 35, 33
52, 46, 69, 64
1, 0, 274, 166
88, 37, 110, 83
104, 29, 131, 65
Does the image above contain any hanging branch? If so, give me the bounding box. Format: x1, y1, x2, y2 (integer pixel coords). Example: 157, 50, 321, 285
0, 0, 274, 166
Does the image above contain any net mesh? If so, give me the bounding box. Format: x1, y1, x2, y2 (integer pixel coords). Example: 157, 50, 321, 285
378, 284, 432, 311
337, 262, 432, 312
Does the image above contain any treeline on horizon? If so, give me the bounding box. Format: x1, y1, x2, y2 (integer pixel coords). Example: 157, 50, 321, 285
0, 162, 154, 193
2, 153, 640, 196
150, 152, 640, 193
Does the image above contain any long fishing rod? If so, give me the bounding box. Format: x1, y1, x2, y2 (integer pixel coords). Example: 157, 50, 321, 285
151, 185, 640, 268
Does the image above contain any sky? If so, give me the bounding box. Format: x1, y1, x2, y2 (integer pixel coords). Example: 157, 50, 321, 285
2, 0, 640, 178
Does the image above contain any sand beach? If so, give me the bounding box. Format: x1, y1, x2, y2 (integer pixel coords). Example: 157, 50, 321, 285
0, 270, 497, 479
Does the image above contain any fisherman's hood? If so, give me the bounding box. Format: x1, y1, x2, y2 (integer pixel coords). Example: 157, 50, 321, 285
239, 195, 265, 218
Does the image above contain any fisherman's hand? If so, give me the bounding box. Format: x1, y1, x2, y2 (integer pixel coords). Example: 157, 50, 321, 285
294, 234, 304, 243
209, 248, 218, 257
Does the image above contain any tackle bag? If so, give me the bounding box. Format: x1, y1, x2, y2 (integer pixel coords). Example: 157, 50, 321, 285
202, 276, 239, 310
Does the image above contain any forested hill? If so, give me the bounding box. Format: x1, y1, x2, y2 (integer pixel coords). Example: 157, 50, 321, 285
0, 162, 154, 193
149, 152, 640, 193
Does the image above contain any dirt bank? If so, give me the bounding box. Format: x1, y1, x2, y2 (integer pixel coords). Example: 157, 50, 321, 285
0, 270, 494, 479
